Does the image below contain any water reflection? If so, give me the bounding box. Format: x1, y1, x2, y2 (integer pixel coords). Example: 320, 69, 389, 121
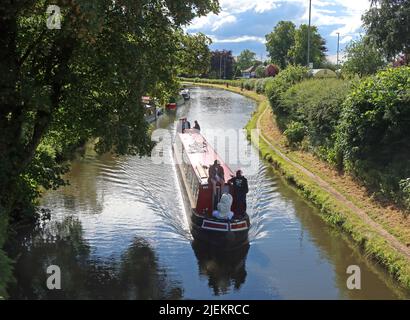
6, 87, 410, 300
192, 241, 249, 296
9, 217, 183, 299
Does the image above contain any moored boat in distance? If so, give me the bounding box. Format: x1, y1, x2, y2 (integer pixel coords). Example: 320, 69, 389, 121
173, 118, 250, 249
142, 96, 162, 123
180, 88, 190, 101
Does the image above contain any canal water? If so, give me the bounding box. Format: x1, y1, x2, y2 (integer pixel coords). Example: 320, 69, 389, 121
7, 87, 410, 299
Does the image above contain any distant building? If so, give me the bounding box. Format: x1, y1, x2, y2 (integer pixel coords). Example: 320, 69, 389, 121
241, 66, 257, 78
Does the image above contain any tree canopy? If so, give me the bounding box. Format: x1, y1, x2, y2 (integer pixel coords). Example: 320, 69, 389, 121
265, 21, 296, 69
342, 37, 386, 77
177, 32, 212, 77
0, 0, 219, 298
265, 22, 326, 68
363, 0, 410, 60
236, 49, 257, 71
209, 50, 235, 79
288, 24, 327, 67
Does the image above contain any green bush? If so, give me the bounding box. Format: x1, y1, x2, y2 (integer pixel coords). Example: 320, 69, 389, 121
284, 121, 306, 146
399, 178, 410, 212
243, 79, 256, 90
255, 78, 270, 94
279, 78, 351, 158
265, 65, 309, 123
335, 67, 410, 208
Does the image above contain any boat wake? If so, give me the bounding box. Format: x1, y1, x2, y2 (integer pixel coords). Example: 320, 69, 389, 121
247, 162, 277, 244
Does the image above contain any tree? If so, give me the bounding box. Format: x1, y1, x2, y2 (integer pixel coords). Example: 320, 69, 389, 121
177, 32, 212, 77
0, 0, 219, 295
363, 0, 410, 61
255, 65, 266, 78
342, 37, 385, 77
265, 21, 296, 69
288, 24, 327, 67
209, 50, 235, 79
265, 64, 280, 77
236, 49, 257, 71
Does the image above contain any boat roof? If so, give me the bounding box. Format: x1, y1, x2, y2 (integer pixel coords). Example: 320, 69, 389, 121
178, 131, 234, 185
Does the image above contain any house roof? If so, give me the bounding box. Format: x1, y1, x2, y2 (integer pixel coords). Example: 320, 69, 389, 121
242, 65, 256, 73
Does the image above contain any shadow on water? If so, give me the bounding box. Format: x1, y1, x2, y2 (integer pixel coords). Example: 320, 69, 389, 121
7, 217, 183, 299
192, 241, 249, 296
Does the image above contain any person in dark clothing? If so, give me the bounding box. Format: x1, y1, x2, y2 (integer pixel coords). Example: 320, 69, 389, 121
186, 120, 191, 129
208, 160, 225, 194
228, 170, 249, 216
193, 120, 200, 131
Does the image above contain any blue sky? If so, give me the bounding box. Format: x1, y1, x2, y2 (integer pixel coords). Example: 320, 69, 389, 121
186, 0, 371, 63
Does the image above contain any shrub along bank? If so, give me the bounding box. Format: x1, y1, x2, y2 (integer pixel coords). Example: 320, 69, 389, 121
183, 67, 410, 211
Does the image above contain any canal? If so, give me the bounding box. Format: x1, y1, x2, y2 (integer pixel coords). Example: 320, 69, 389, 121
7, 87, 409, 299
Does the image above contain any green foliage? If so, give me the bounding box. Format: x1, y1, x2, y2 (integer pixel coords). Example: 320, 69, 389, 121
265, 21, 296, 69
363, 0, 410, 60
264, 65, 309, 124
209, 50, 235, 79
265, 21, 327, 69
342, 37, 386, 77
279, 79, 351, 156
399, 178, 410, 211
255, 65, 266, 78
177, 32, 212, 77
335, 67, 410, 206
288, 24, 327, 67
284, 121, 306, 146
243, 79, 256, 91
236, 49, 257, 71
0, 0, 220, 298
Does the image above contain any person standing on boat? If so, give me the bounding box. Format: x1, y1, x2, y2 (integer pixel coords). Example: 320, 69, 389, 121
181, 118, 191, 133
228, 170, 249, 216
208, 160, 225, 194
193, 120, 200, 131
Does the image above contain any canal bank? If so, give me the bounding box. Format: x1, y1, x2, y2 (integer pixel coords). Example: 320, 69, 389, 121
182, 81, 410, 291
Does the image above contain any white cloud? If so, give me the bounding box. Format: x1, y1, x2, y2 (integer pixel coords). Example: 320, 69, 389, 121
187, 0, 371, 51
211, 13, 237, 31
298, 0, 370, 39
187, 0, 280, 31
210, 35, 266, 44
340, 35, 353, 44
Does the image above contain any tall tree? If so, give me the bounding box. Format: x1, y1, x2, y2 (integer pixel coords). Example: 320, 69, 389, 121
0, 0, 219, 294
236, 49, 257, 71
342, 37, 386, 77
265, 21, 296, 69
363, 0, 410, 61
177, 32, 212, 77
288, 24, 327, 67
209, 50, 235, 79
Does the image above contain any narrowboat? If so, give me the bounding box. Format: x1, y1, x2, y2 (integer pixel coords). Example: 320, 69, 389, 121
180, 88, 190, 101
142, 96, 161, 123
166, 90, 187, 111
173, 119, 250, 249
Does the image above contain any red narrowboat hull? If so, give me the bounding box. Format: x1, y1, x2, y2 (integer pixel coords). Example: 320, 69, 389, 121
166, 102, 177, 110
172, 129, 250, 249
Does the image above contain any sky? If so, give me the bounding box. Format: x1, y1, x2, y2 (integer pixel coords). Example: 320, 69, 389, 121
185, 0, 372, 63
